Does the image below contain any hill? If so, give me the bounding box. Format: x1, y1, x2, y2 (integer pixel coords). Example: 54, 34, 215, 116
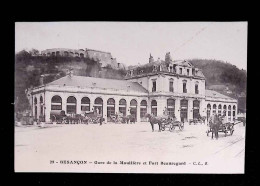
188, 59, 247, 93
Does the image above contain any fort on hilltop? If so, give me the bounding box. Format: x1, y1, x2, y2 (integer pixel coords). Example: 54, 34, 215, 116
40, 48, 127, 70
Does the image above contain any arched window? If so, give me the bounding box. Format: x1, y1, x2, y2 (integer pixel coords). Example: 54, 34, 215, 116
130, 99, 137, 121
218, 105, 222, 116
56, 51, 60, 56
223, 105, 227, 116
151, 100, 157, 116
51, 96, 62, 110
167, 99, 175, 117
94, 98, 103, 104
94, 97, 103, 115
107, 98, 115, 121
64, 51, 69, 56
213, 104, 217, 114
119, 99, 127, 116
140, 100, 147, 121
81, 97, 90, 112
130, 99, 137, 106
67, 96, 77, 114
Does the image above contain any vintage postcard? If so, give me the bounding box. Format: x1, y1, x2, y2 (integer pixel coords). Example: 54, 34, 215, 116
15, 22, 247, 173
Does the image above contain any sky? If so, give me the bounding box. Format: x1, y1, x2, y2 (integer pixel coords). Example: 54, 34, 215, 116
15, 22, 247, 70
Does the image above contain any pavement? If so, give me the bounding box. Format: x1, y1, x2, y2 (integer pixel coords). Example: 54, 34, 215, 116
15, 122, 246, 173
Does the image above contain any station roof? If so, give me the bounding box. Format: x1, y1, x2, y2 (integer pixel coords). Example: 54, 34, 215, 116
47, 75, 148, 93
205, 89, 236, 101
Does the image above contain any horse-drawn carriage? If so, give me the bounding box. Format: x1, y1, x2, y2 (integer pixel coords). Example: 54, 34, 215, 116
84, 111, 103, 124
206, 115, 238, 139
50, 110, 87, 124
206, 122, 234, 137
109, 113, 124, 124
161, 117, 184, 131
50, 110, 67, 123
145, 113, 184, 132
189, 116, 206, 125
109, 113, 136, 124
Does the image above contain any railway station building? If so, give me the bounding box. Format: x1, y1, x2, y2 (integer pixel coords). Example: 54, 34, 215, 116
28, 52, 237, 123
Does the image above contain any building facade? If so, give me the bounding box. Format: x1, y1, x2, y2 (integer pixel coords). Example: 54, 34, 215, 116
28, 52, 237, 123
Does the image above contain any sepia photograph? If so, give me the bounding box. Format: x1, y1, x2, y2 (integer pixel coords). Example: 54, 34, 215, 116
14, 22, 247, 173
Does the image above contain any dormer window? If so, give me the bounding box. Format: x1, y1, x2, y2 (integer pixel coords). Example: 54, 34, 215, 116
169, 66, 173, 73
130, 70, 133, 76
153, 65, 157, 72
179, 68, 182, 74
187, 69, 190, 76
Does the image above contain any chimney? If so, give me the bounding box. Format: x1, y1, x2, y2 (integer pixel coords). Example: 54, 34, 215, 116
39, 75, 44, 85
165, 52, 172, 63
149, 53, 154, 63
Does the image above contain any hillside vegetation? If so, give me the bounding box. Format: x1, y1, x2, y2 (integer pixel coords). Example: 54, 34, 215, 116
189, 59, 247, 93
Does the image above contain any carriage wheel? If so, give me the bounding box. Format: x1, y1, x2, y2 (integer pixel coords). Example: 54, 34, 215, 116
206, 130, 209, 136
224, 130, 227, 137
170, 125, 175, 132
179, 122, 184, 131
161, 125, 165, 131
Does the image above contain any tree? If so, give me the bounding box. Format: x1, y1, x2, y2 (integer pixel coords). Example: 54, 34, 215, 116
16, 50, 31, 61
29, 48, 39, 56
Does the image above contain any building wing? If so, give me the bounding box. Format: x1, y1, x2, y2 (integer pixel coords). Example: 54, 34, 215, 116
205, 89, 236, 101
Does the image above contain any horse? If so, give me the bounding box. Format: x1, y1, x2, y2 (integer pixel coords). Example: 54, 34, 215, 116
208, 114, 222, 139
145, 113, 164, 132
123, 114, 136, 124
197, 115, 207, 124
